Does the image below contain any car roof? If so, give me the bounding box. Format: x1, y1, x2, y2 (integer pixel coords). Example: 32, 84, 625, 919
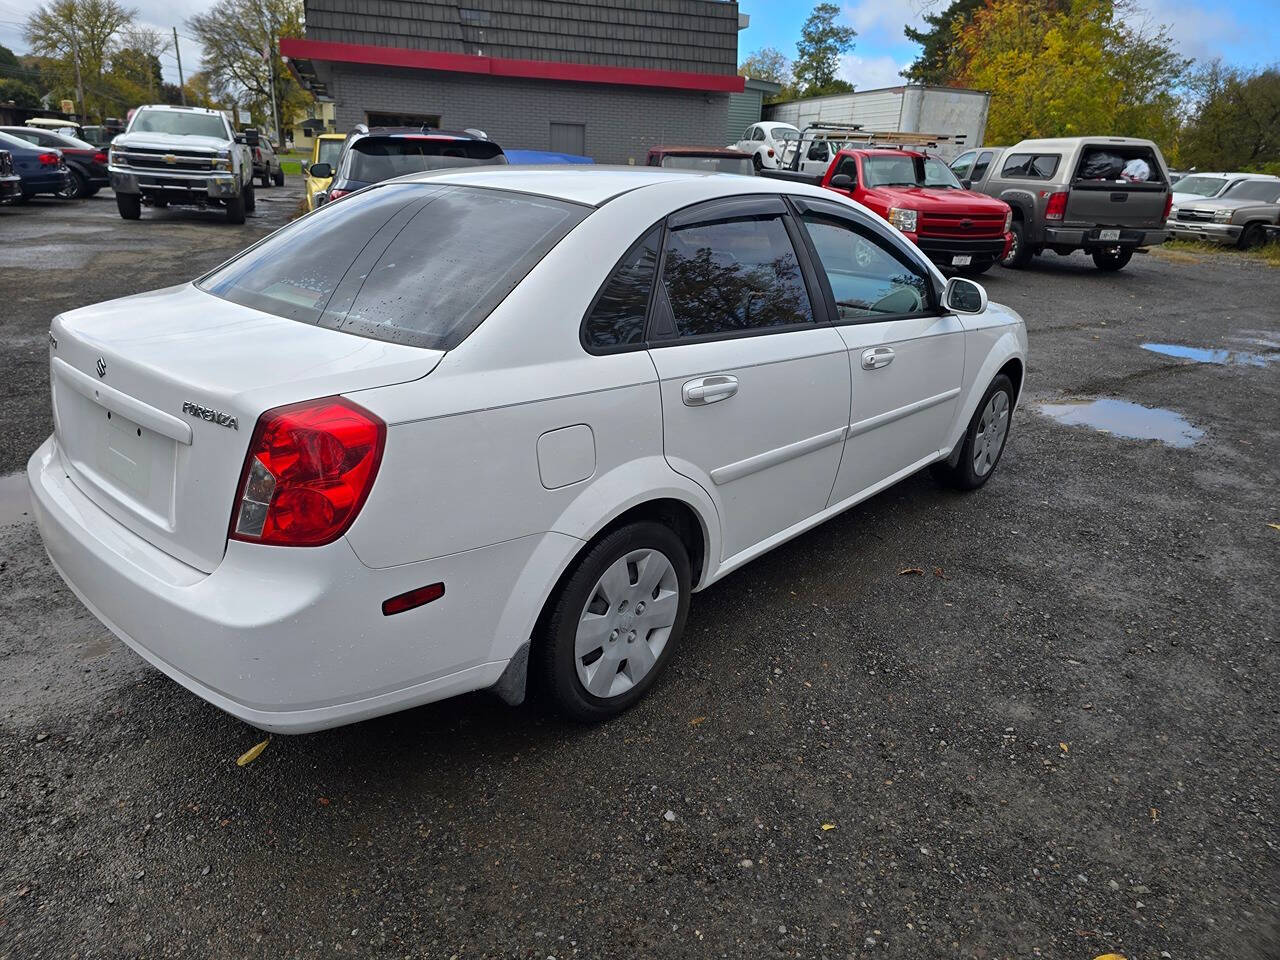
356, 127, 488, 140
389, 164, 830, 207
134, 104, 224, 116
1009, 136, 1156, 149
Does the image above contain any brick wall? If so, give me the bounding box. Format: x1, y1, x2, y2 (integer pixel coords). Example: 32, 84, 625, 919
334, 65, 730, 163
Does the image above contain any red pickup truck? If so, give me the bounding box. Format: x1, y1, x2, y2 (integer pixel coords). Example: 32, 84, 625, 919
767, 147, 1013, 274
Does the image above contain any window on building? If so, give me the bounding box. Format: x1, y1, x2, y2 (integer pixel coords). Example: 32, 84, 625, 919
366, 112, 441, 129
550, 122, 586, 157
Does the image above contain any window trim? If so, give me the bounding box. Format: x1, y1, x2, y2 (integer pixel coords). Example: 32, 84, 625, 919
787, 196, 943, 326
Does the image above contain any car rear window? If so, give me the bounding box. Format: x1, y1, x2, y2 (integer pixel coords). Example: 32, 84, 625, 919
198, 183, 587, 350
344, 136, 506, 183
1001, 153, 1061, 179
659, 155, 754, 176
1221, 179, 1280, 202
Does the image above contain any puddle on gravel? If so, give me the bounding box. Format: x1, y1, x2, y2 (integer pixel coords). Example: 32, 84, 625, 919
0, 472, 32, 527
1229, 330, 1280, 350
1038, 398, 1204, 448
1142, 342, 1277, 366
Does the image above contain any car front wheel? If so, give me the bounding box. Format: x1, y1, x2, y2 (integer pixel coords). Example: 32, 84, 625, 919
1237, 223, 1265, 250
999, 220, 1032, 269
534, 522, 692, 722
225, 191, 246, 224
116, 192, 141, 220
933, 373, 1014, 491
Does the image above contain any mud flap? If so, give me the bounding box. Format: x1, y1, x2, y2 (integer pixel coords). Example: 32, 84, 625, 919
491, 641, 530, 706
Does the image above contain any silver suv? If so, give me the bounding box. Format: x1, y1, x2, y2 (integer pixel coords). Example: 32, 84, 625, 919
952, 136, 1172, 272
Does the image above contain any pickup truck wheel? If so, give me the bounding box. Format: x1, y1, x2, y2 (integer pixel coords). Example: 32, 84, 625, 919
116, 192, 141, 220
244, 183, 256, 212
259, 172, 270, 188
999, 220, 1032, 269
273, 168, 285, 186
1237, 223, 1266, 250
225, 191, 246, 225
959, 260, 993, 276
932, 374, 1014, 491
1091, 246, 1133, 271
534, 521, 692, 722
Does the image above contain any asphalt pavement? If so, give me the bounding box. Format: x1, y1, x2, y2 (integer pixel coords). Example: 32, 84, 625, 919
1, 187, 1277, 959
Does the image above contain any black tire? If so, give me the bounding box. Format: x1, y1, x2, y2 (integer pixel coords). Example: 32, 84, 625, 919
960, 259, 994, 276
1238, 223, 1266, 250
533, 521, 692, 723
273, 168, 285, 186
999, 219, 1032, 269
932, 373, 1015, 491
60, 168, 86, 199
1091, 246, 1133, 271
116, 192, 141, 220
752, 153, 763, 171
244, 182, 256, 212
85, 186, 100, 197
259, 172, 270, 188
225, 191, 246, 224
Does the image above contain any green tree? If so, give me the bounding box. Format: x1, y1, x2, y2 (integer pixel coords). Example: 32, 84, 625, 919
1179, 62, 1280, 172
739, 46, 791, 85
793, 2, 856, 96
903, 0, 985, 84
188, 0, 307, 140
23, 0, 136, 119
951, 0, 1186, 144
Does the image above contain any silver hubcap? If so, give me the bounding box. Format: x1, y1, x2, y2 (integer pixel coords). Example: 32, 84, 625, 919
575, 549, 679, 699
973, 390, 1010, 476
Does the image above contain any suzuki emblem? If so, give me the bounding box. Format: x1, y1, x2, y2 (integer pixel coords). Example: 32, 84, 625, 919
95, 357, 107, 378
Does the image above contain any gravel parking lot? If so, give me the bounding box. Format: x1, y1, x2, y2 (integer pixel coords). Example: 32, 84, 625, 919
1, 188, 1277, 959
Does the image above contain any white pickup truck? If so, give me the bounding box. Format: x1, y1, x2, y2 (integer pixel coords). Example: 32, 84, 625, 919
108, 105, 257, 223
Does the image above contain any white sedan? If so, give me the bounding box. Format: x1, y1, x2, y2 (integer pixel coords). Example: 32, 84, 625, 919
28, 167, 1027, 732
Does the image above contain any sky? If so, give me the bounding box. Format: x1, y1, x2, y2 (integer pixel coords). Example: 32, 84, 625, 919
1, 0, 1276, 96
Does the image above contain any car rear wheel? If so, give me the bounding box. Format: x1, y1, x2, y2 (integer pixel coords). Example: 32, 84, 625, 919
932, 374, 1014, 491
1237, 223, 1266, 250
273, 168, 285, 186
752, 153, 763, 171
1091, 246, 1133, 271
116, 192, 141, 220
534, 521, 692, 722
999, 220, 1032, 269
259, 172, 270, 188
59, 168, 86, 199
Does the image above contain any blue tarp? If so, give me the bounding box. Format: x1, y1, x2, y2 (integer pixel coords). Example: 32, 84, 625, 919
503, 149, 595, 165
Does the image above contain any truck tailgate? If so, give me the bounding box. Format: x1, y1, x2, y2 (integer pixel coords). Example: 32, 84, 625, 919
1065, 181, 1168, 228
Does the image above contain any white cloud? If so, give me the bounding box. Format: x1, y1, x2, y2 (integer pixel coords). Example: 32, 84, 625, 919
842, 0, 925, 40
839, 53, 909, 90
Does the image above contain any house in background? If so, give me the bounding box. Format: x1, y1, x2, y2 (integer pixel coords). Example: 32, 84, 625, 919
289, 97, 337, 152
281, 0, 746, 164
728, 76, 782, 144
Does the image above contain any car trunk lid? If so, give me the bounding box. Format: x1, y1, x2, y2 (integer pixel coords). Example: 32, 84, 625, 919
49, 283, 441, 573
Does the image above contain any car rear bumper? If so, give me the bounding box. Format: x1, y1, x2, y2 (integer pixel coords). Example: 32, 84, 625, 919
20, 170, 72, 195
1043, 226, 1170, 248
0, 175, 20, 199
1167, 221, 1240, 244
109, 166, 239, 200
27, 435, 549, 733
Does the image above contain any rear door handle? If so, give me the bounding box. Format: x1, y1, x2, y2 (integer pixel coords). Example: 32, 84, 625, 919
682, 375, 739, 406
861, 347, 895, 370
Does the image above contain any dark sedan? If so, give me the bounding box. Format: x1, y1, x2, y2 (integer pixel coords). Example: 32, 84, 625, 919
0, 126, 108, 198
0, 130, 71, 200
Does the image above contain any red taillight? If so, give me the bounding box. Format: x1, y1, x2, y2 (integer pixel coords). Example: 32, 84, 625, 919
230, 397, 385, 547
1162, 192, 1173, 221
327, 188, 351, 202
93, 151, 107, 164
1044, 191, 1068, 221
767, 147, 775, 158
38, 152, 60, 167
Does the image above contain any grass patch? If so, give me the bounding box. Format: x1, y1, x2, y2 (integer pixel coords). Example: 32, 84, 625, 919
280, 159, 305, 176
1156, 237, 1280, 267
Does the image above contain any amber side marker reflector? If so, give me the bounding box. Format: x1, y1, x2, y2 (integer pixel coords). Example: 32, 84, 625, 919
382, 582, 445, 616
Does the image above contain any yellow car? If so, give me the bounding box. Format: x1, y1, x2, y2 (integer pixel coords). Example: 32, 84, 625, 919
303, 133, 346, 212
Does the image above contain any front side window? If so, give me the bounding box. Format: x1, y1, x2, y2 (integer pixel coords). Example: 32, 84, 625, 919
751, 127, 766, 142
971, 151, 994, 181
1001, 153, 1061, 179
800, 212, 930, 320
661, 215, 814, 339
200, 184, 587, 349
808, 140, 830, 162
950, 151, 976, 179
582, 226, 661, 350
129, 109, 227, 139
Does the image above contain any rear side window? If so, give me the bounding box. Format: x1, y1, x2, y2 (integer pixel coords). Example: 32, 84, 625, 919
344, 136, 507, 183
200, 184, 587, 349
1001, 153, 1061, 179
582, 226, 661, 351
660, 215, 814, 339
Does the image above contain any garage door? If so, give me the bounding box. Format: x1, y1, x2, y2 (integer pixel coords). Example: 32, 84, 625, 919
550, 122, 586, 156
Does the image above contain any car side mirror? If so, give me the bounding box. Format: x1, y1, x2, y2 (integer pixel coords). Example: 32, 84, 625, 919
829, 173, 855, 190
308, 162, 332, 179
944, 277, 988, 314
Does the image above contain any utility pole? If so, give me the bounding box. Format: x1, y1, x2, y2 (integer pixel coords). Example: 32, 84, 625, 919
172, 27, 187, 105
266, 34, 279, 144
70, 28, 85, 120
